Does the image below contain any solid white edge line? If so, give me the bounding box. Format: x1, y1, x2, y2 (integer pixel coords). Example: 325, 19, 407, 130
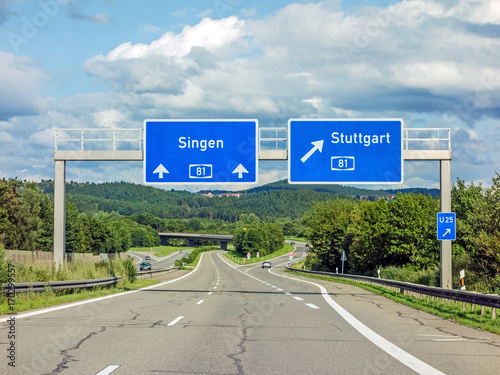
0, 253, 207, 323
268, 268, 445, 375
167, 316, 184, 327
218, 254, 444, 375
95, 365, 120, 375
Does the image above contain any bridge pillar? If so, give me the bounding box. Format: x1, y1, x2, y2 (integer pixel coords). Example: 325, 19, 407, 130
188, 239, 195, 247
220, 241, 228, 250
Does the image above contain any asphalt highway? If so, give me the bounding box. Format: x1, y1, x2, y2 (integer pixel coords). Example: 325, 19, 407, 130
129, 250, 191, 270
1, 249, 499, 374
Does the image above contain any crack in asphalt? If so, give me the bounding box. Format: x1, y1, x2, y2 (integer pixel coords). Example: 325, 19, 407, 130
397, 310, 427, 326
129, 308, 141, 320
149, 320, 163, 328
227, 296, 250, 375
46, 326, 106, 375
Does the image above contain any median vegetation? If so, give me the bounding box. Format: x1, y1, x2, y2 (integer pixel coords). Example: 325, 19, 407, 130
0, 247, 150, 314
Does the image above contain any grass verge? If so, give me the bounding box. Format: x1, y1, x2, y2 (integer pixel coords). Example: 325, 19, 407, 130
0, 278, 158, 315
225, 243, 295, 265
129, 246, 190, 257
286, 270, 500, 335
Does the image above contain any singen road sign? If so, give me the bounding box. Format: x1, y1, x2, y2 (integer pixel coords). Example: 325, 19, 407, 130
288, 119, 403, 184
144, 120, 258, 184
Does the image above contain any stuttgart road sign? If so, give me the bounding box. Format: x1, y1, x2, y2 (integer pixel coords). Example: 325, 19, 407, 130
288, 118, 403, 184
144, 119, 258, 184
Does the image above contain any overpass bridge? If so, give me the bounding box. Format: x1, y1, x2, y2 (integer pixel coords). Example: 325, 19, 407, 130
159, 232, 233, 250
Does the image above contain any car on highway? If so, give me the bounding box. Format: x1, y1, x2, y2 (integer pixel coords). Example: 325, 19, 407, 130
145, 255, 151, 260
139, 262, 152, 271
262, 261, 271, 269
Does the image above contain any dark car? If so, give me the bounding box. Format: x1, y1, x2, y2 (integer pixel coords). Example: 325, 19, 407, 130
139, 262, 152, 271
262, 261, 271, 269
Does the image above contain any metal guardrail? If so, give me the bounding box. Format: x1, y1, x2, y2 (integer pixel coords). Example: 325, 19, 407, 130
137, 266, 180, 279
3, 276, 121, 293
286, 268, 500, 318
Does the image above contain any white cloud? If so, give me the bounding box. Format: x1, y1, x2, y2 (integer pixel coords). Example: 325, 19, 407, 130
88, 16, 246, 61
0, 51, 47, 120
93, 109, 125, 128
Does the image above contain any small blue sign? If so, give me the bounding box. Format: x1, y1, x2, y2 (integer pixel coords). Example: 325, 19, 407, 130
288, 119, 403, 184
144, 120, 258, 184
437, 212, 456, 241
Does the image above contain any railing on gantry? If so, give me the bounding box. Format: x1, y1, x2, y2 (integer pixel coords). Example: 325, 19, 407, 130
54, 128, 143, 151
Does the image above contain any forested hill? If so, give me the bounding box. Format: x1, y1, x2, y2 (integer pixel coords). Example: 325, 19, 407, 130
243, 180, 386, 195
38, 181, 355, 221
203, 179, 440, 198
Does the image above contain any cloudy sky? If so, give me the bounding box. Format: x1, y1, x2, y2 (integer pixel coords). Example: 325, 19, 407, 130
0, 0, 499, 192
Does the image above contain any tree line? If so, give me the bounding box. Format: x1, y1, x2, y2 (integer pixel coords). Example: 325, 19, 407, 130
304, 173, 500, 292
0, 179, 304, 254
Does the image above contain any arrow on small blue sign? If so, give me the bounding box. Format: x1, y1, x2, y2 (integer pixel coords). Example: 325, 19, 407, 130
144, 120, 258, 184
437, 212, 456, 241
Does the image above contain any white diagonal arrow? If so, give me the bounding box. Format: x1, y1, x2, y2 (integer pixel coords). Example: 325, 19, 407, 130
301, 140, 324, 163
232, 164, 249, 178
443, 228, 451, 237
153, 164, 169, 179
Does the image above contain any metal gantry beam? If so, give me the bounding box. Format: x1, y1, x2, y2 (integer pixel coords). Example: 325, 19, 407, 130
53, 127, 453, 289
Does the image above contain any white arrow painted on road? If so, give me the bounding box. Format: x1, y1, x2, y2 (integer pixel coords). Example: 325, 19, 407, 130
153, 164, 169, 179
301, 140, 324, 163
443, 228, 451, 237
232, 164, 249, 178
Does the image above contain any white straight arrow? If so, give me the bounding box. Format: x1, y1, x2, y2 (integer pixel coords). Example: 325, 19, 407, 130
232, 164, 249, 178
153, 164, 169, 179
301, 140, 324, 163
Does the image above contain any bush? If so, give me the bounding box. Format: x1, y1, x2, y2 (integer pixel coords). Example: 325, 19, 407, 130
0, 245, 11, 284
380, 265, 439, 287
122, 258, 137, 283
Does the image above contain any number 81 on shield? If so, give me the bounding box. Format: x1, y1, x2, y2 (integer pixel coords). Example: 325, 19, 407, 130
331, 156, 355, 171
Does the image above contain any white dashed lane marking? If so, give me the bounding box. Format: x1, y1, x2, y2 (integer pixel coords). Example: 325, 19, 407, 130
95, 365, 120, 375
167, 316, 184, 327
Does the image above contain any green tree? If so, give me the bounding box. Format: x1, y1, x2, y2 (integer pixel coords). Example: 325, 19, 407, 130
0, 178, 22, 248
304, 199, 356, 271
18, 182, 44, 251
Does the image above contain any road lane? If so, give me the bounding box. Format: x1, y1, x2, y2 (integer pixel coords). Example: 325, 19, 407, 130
1, 251, 499, 374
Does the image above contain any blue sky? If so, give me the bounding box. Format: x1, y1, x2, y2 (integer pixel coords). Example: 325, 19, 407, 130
1, 0, 499, 191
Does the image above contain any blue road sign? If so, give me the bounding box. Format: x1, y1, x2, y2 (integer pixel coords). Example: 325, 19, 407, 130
144, 120, 258, 184
437, 212, 456, 241
288, 119, 403, 184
